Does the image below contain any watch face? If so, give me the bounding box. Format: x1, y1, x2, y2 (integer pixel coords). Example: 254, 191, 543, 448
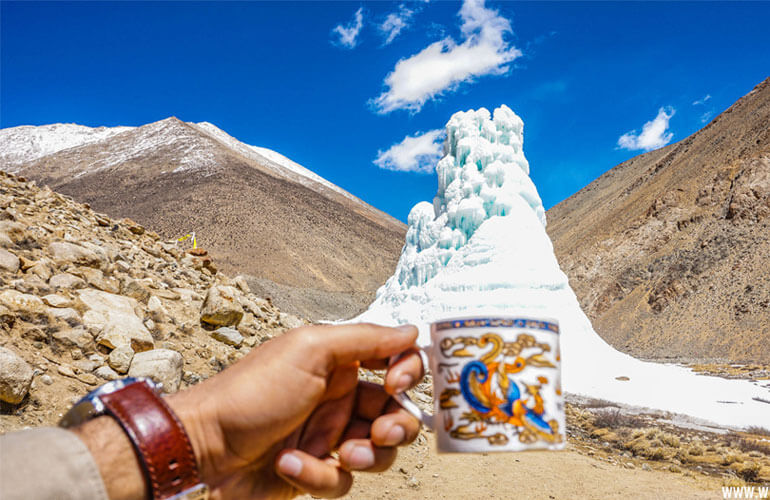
59, 377, 157, 428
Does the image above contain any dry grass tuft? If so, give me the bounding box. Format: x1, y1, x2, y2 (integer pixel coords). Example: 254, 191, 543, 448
659, 432, 681, 448
592, 408, 643, 429
688, 440, 705, 456
721, 453, 742, 466
736, 461, 761, 482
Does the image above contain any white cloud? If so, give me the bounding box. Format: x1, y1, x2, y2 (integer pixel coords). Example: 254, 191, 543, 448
700, 110, 714, 124
379, 5, 416, 45
692, 94, 712, 106
374, 130, 445, 173
617, 107, 676, 152
371, 0, 522, 114
332, 7, 364, 49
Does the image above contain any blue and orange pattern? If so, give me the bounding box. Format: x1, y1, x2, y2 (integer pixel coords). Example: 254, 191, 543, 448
437, 330, 562, 446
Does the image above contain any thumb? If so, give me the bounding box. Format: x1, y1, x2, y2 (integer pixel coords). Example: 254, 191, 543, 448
298, 323, 418, 375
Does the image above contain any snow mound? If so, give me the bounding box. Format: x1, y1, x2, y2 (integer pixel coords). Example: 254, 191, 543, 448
356, 105, 769, 428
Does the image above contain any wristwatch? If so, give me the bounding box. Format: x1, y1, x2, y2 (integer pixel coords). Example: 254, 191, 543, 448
60, 377, 209, 500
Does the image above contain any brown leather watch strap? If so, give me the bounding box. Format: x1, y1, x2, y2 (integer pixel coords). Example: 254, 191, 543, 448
100, 381, 204, 500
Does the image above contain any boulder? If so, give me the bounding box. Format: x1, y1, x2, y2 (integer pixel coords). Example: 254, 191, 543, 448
0, 248, 20, 273
108, 345, 134, 374
279, 312, 304, 330
48, 241, 104, 268
0, 289, 45, 313
47, 307, 82, 326
147, 295, 168, 322
122, 278, 151, 303
77, 289, 154, 351
0, 304, 15, 330
0, 347, 33, 404
42, 294, 71, 308
200, 285, 243, 327
0, 221, 26, 247
52, 327, 92, 350
28, 260, 54, 281
98, 314, 154, 352
49, 272, 87, 290
233, 275, 250, 294
128, 349, 183, 393
79, 268, 120, 294
95, 365, 119, 381
211, 327, 244, 347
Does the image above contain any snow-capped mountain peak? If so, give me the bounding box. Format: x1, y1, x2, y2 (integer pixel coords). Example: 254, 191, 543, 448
0, 122, 134, 171
0, 118, 359, 205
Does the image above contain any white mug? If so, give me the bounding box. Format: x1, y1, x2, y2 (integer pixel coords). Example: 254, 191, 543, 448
395, 316, 566, 453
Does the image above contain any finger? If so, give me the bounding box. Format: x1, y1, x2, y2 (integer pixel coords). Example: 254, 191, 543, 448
299, 391, 355, 457
354, 381, 392, 421
323, 362, 360, 402
295, 323, 418, 376
370, 406, 421, 447
338, 439, 398, 473
340, 417, 371, 442
275, 450, 353, 498
385, 348, 425, 395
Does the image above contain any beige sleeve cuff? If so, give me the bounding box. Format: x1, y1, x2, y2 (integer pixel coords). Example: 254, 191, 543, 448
0, 426, 109, 500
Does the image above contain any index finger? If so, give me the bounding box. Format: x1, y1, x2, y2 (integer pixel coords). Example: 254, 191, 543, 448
296, 323, 418, 376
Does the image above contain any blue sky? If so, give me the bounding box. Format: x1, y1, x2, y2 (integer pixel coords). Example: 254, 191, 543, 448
2, 1, 769, 222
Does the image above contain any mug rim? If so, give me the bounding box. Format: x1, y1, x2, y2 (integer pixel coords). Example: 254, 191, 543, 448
430, 314, 560, 327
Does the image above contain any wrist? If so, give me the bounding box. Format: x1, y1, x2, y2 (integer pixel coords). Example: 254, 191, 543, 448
72, 416, 147, 500
165, 385, 228, 486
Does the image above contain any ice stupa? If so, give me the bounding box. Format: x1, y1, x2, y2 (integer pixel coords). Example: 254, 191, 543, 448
357, 105, 769, 428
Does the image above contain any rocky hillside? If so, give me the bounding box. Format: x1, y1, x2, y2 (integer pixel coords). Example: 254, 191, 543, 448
547, 77, 770, 364
0, 118, 406, 320
0, 170, 303, 430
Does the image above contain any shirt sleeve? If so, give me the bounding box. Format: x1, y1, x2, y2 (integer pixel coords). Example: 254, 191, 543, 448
0, 426, 109, 500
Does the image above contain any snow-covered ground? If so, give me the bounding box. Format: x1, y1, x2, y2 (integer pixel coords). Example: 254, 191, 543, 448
356, 105, 770, 429
0, 123, 134, 172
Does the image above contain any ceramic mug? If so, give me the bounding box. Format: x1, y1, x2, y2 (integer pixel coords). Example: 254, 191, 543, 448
394, 316, 566, 453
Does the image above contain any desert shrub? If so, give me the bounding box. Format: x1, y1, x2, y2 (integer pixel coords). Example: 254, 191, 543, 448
660, 432, 681, 448
592, 408, 643, 429
645, 428, 661, 440
688, 440, 705, 456
645, 447, 666, 460
727, 434, 770, 456
746, 426, 770, 437
737, 461, 761, 482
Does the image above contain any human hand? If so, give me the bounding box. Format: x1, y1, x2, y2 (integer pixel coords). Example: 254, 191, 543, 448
168, 323, 424, 499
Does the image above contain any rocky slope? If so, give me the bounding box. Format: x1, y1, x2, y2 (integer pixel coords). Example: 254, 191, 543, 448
547, 77, 770, 364
1, 171, 767, 497
0, 118, 406, 320
0, 170, 303, 429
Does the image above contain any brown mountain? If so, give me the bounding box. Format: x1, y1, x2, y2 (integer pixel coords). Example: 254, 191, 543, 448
547, 77, 770, 364
0, 118, 406, 320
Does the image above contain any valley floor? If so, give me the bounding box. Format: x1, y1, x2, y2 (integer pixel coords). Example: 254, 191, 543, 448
321, 433, 724, 500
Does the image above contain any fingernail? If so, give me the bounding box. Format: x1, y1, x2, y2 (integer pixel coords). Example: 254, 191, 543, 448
396, 324, 415, 333
394, 373, 413, 394
278, 453, 303, 477
384, 425, 406, 446
349, 445, 375, 469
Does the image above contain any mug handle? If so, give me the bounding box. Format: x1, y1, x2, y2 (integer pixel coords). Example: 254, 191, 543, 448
389, 348, 434, 431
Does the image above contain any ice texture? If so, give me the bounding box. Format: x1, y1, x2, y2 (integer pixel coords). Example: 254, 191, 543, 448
356, 105, 769, 428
